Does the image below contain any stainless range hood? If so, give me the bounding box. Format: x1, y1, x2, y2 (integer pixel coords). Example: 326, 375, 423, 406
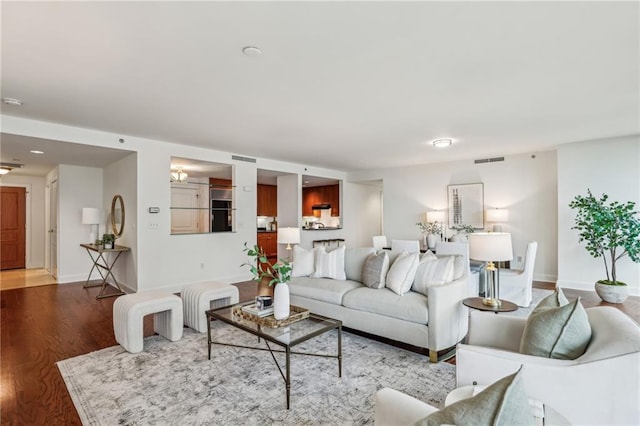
311, 203, 332, 210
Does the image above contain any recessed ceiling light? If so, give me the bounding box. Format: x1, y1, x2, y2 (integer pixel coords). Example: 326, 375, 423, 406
30, 150, 44, 154
242, 46, 262, 57
2, 97, 23, 106
432, 138, 453, 148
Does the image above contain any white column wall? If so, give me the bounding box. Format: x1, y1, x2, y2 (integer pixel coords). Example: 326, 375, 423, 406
557, 135, 640, 295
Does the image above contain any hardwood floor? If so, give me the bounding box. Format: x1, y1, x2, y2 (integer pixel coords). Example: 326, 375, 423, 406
0, 268, 57, 291
0, 280, 637, 425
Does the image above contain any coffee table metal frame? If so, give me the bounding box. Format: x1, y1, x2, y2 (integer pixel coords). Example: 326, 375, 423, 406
206, 303, 342, 409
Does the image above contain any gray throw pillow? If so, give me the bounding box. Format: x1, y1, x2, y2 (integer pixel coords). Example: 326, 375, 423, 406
417, 367, 535, 426
362, 251, 389, 289
519, 289, 592, 359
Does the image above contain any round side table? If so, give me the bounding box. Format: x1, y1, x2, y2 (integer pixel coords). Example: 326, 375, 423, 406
462, 297, 518, 313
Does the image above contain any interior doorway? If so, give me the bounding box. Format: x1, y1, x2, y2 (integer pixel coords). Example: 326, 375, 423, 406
0, 186, 26, 270
49, 178, 58, 279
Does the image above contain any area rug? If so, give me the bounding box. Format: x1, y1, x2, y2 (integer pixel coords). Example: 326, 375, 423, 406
502, 287, 553, 318
58, 324, 456, 425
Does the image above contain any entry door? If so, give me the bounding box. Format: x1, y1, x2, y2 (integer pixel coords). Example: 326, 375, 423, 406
49, 179, 58, 278
0, 186, 26, 270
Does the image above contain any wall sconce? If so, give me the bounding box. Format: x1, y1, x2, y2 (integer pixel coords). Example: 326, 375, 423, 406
486, 208, 509, 232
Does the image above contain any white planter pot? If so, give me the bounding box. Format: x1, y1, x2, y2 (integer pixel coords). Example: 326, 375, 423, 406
595, 282, 629, 304
273, 282, 290, 320
427, 234, 437, 250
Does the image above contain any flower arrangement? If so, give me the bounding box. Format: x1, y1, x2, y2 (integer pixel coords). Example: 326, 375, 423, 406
451, 224, 475, 235
416, 221, 442, 234
241, 242, 292, 286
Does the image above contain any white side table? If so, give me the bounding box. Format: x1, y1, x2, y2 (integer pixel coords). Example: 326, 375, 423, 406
445, 385, 570, 425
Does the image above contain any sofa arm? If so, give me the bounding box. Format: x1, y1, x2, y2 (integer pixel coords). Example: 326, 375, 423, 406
426, 275, 470, 352
374, 387, 438, 426
466, 310, 527, 352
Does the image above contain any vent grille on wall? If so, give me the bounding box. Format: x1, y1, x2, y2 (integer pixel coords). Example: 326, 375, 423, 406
231, 155, 257, 163
474, 157, 505, 164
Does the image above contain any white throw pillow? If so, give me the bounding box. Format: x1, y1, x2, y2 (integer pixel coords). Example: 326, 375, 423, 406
311, 245, 346, 280
412, 255, 455, 296
385, 252, 420, 295
291, 246, 316, 277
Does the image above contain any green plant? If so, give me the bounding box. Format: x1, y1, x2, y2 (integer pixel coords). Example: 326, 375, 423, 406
417, 221, 442, 234
569, 190, 640, 285
451, 224, 475, 235
241, 242, 292, 286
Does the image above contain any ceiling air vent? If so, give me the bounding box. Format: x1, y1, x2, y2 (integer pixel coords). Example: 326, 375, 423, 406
474, 157, 505, 164
231, 155, 256, 163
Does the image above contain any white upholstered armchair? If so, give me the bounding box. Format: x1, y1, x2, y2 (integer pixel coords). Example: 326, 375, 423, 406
499, 241, 537, 307
456, 307, 640, 425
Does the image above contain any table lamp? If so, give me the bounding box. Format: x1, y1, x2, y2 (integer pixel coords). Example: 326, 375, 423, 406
486, 208, 509, 232
426, 210, 446, 241
82, 207, 103, 244
468, 232, 513, 307
277, 227, 300, 260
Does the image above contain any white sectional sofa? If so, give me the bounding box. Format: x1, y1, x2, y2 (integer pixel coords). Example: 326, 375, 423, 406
288, 243, 472, 361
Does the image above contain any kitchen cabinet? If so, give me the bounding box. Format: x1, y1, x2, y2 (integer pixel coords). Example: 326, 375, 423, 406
257, 184, 277, 217
302, 184, 340, 216
257, 231, 278, 262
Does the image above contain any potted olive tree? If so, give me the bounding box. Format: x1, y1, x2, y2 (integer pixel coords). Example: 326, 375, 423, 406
569, 190, 640, 303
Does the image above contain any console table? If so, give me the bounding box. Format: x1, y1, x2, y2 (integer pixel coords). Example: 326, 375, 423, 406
81, 243, 130, 299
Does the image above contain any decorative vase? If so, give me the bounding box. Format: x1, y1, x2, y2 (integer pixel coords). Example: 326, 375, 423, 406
426, 233, 437, 250
273, 282, 290, 320
595, 282, 629, 304
257, 276, 274, 297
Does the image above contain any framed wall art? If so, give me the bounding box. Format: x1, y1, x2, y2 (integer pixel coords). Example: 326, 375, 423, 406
447, 183, 484, 229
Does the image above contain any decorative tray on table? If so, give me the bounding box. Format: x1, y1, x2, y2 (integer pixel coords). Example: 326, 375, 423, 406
232, 305, 310, 328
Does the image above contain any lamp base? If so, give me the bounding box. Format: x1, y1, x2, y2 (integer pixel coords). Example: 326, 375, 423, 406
482, 297, 502, 307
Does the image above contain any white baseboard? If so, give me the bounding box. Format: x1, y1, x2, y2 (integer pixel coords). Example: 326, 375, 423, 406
132, 274, 251, 295
533, 273, 557, 283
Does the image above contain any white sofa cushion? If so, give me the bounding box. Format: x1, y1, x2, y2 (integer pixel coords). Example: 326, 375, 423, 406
412, 255, 455, 296
386, 252, 420, 295
288, 276, 361, 305
312, 245, 346, 280
291, 246, 316, 277
344, 247, 377, 282
342, 287, 428, 324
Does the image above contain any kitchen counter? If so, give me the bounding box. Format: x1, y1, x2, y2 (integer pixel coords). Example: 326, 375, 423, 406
302, 227, 342, 231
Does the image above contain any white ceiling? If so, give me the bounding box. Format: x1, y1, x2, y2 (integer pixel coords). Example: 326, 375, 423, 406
1, 1, 638, 173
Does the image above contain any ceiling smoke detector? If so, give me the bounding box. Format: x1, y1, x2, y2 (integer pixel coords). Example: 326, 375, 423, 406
242, 46, 262, 57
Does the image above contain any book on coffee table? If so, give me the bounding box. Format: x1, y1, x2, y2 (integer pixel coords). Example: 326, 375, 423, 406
241, 304, 274, 317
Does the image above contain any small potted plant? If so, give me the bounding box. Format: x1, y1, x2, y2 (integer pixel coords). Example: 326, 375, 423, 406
569, 190, 640, 303
417, 221, 442, 249
241, 242, 292, 319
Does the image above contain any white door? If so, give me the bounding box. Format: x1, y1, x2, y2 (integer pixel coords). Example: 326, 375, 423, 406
49, 178, 58, 279
171, 186, 200, 234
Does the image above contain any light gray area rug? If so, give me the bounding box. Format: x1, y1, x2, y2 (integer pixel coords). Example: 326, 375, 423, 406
58, 324, 455, 426
502, 288, 553, 318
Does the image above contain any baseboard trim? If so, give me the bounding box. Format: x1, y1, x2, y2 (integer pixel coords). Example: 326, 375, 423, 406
557, 279, 640, 297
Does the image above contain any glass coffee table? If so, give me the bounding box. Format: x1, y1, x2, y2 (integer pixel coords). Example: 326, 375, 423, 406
206, 303, 342, 409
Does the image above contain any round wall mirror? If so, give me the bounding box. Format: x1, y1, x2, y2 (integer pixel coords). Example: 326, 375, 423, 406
111, 194, 125, 238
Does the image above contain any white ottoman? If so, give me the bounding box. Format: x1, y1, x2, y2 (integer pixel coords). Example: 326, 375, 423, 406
182, 281, 240, 333
113, 291, 183, 353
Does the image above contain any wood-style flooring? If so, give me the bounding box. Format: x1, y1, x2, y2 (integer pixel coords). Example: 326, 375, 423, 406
0, 268, 57, 291
0, 280, 637, 425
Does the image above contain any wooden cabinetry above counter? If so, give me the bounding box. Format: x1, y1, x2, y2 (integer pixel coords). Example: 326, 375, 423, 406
257, 231, 277, 261
257, 184, 277, 217
302, 184, 340, 216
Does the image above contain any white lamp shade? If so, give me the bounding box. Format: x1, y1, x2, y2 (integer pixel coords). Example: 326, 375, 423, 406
82, 208, 102, 225
486, 208, 509, 223
468, 232, 513, 262
426, 210, 445, 223
277, 227, 300, 245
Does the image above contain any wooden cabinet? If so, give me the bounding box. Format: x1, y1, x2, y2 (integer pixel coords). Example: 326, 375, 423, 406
302, 184, 340, 216
257, 231, 277, 262
257, 184, 277, 217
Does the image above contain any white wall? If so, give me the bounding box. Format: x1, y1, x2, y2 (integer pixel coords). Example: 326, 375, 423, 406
103, 153, 138, 292
557, 135, 640, 295
57, 165, 103, 283
0, 174, 46, 268
341, 181, 383, 248
349, 151, 559, 282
